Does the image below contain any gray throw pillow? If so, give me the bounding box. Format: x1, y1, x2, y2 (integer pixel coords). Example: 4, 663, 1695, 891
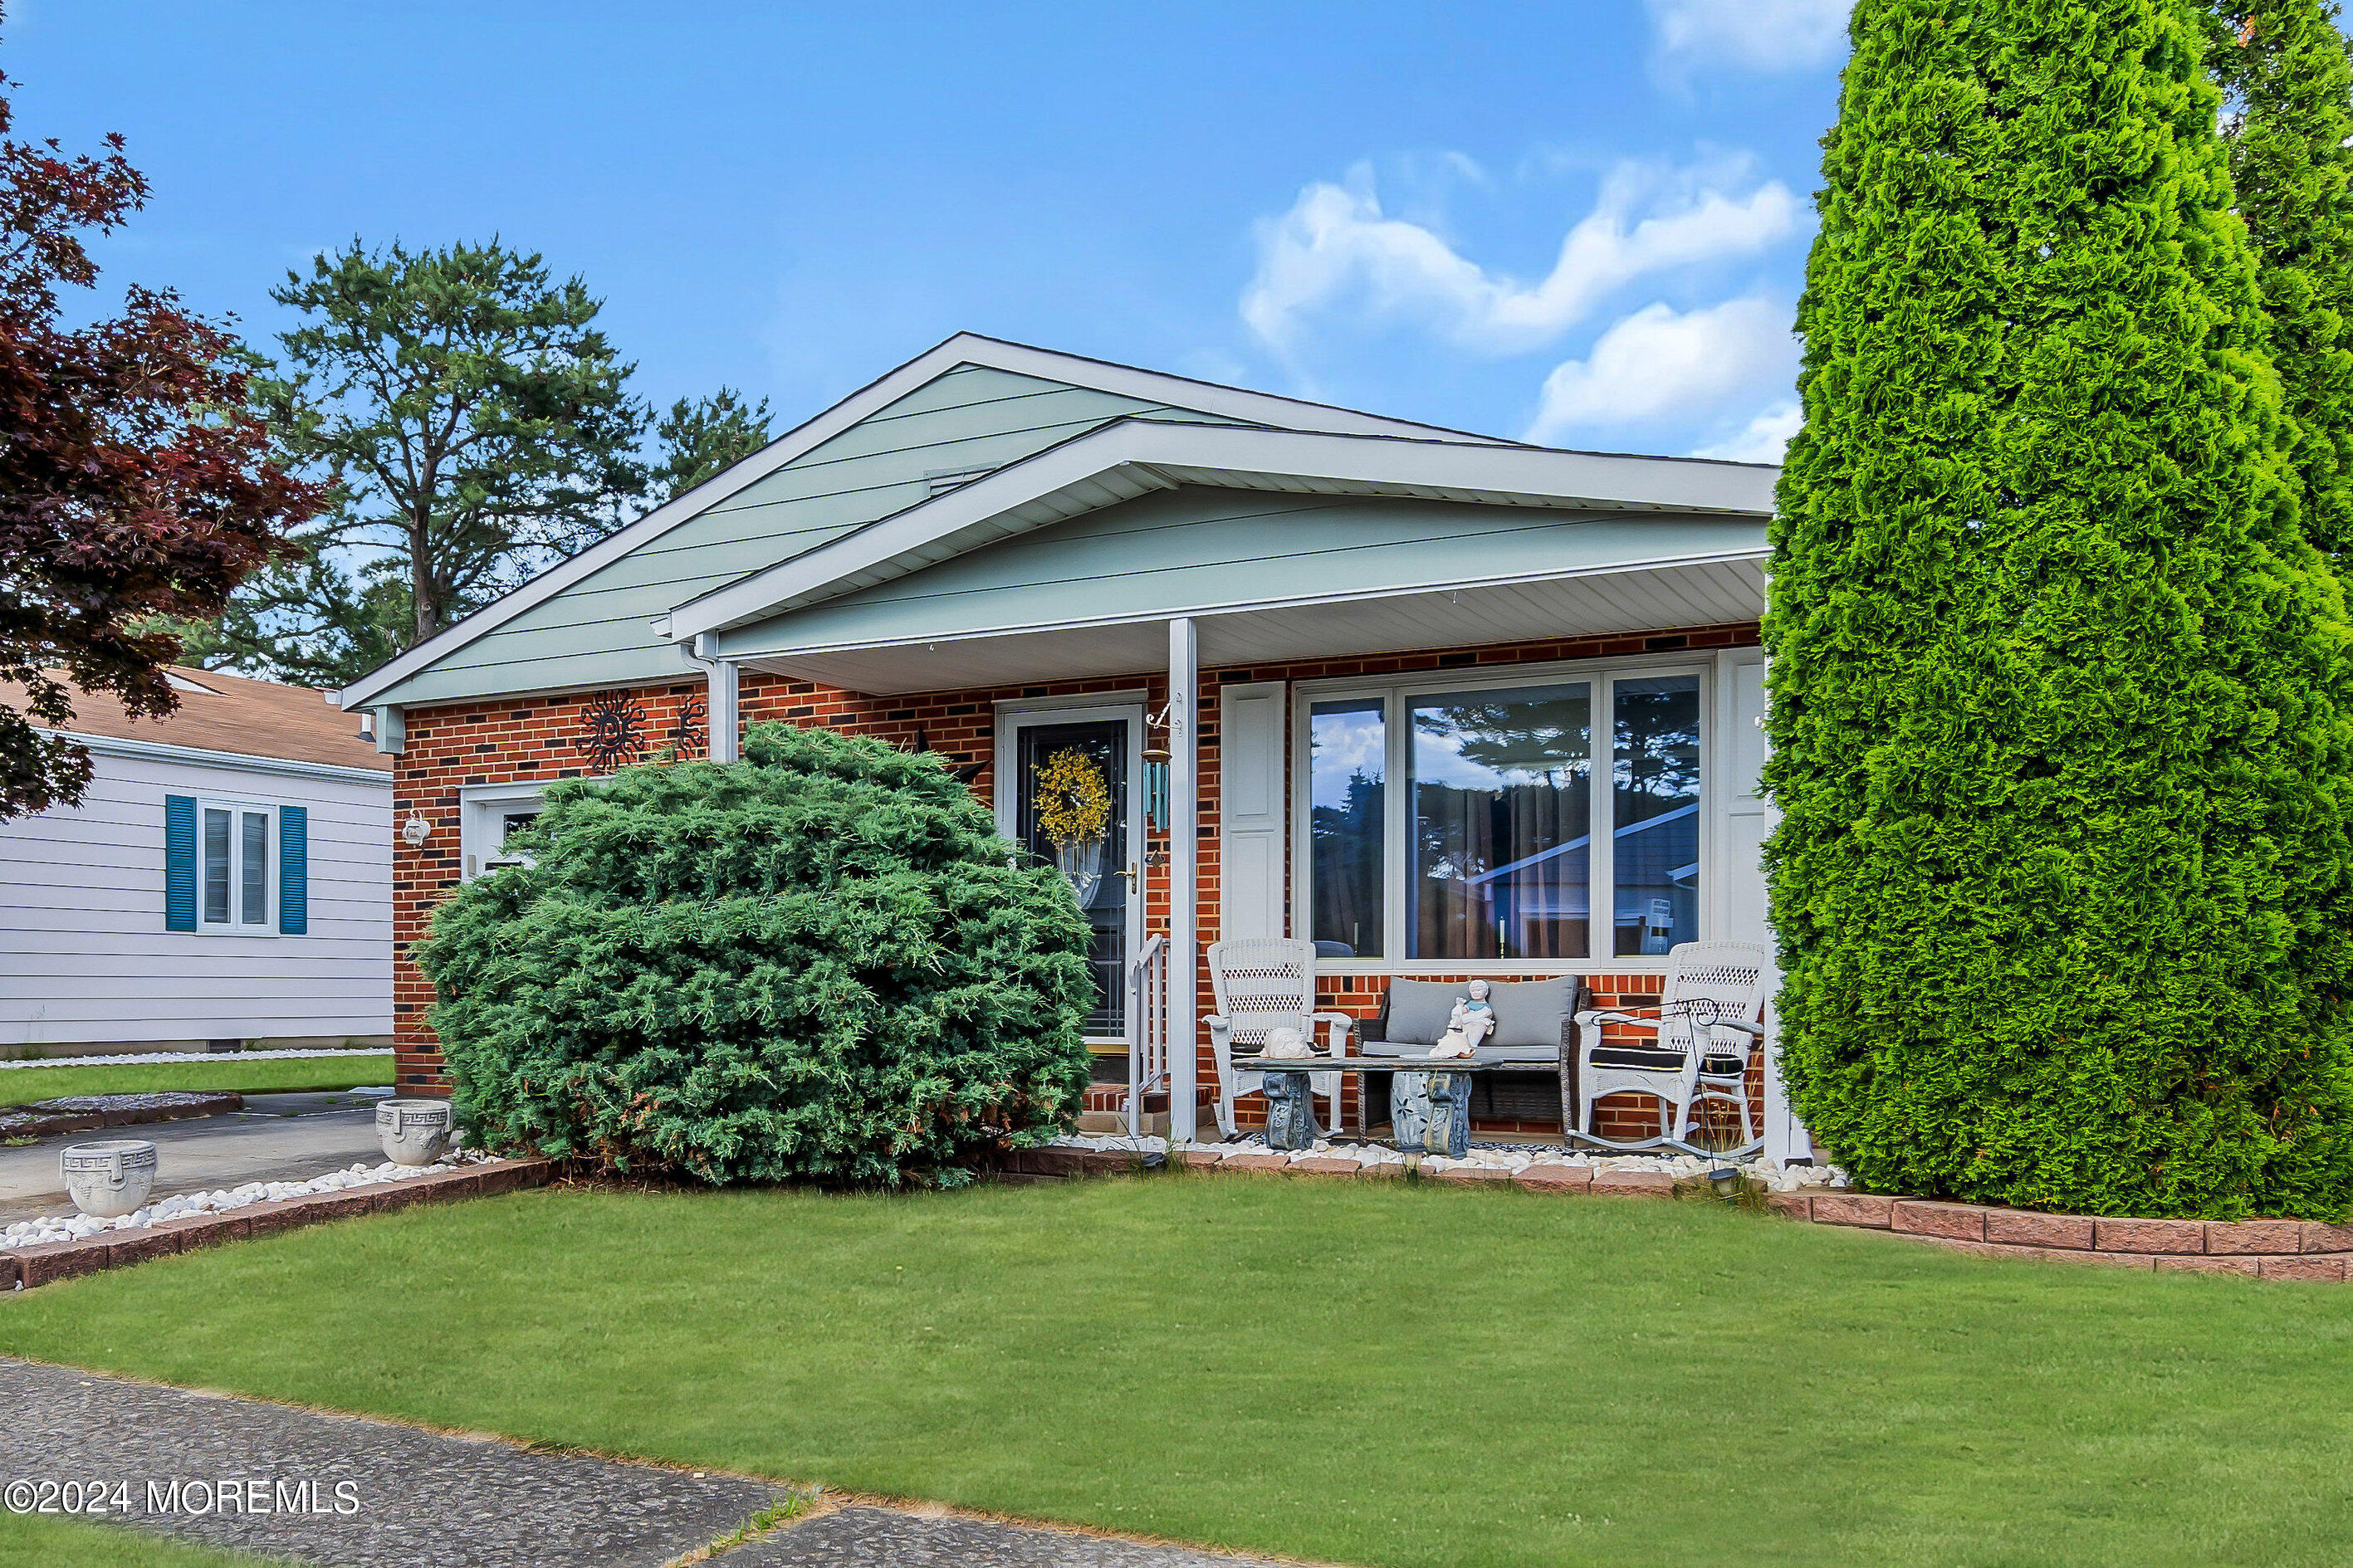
1484, 977, 1578, 1048
1379, 979, 1458, 1047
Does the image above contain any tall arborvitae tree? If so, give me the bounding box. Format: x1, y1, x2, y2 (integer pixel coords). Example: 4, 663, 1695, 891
1764, 0, 2353, 1218
2206, 2, 2353, 564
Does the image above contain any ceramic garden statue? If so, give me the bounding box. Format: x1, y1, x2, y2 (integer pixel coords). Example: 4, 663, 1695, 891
1259, 1023, 1322, 1150
1433, 979, 1494, 1057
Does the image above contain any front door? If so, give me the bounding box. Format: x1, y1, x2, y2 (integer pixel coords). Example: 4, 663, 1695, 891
1001, 707, 1142, 1048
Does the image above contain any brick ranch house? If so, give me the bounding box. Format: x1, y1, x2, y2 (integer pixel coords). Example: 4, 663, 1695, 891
340, 335, 1806, 1153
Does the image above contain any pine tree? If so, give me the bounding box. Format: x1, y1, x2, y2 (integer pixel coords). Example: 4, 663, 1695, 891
416, 723, 1097, 1187
1764, 0, 2353, 1218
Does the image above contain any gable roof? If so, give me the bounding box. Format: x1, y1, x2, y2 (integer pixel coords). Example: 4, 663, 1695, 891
7, 667, 386, 772
338, 333, 1519, 711
663, 419, 1778, 643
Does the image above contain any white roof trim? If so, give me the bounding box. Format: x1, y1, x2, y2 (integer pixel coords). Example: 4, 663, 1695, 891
42, 729, 392, 785
665, 420, 1778, 643
336, 333, 1519, 711
723, 549, 1768, 662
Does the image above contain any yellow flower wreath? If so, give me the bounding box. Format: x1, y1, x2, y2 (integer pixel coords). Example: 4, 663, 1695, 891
1035, 747, 1112, 848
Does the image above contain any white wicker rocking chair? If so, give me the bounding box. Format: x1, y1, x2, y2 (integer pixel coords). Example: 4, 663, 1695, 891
1204, 938, 1354, 1140
1571, 940, 1773, 1156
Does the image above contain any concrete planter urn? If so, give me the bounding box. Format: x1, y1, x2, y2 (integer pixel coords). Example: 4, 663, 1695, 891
61, 1140, 158, 1219
375, 1099, 454, 1167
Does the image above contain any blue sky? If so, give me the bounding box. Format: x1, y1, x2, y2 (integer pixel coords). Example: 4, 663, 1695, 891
14, 1, 1849, 462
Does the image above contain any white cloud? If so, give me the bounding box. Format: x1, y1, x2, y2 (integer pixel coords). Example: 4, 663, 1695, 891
1524, 296, 1797, 444
1694, 399, 1803, 463
1240, 158, 1799, 356
1648, 0, 1850, 73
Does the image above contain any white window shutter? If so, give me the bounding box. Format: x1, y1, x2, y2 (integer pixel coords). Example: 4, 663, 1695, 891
1219, 681, 1287, 940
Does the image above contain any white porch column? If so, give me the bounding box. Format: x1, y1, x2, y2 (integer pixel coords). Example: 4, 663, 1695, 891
692, 637, 741, 763
1167, 615, 1200, 1143
707, 658, 740, 764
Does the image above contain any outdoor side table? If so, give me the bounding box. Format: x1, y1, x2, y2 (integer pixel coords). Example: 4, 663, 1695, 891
1229, 1055, 1535, 1157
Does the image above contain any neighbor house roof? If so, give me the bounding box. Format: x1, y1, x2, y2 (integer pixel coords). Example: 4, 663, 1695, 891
5, 667, 387, 773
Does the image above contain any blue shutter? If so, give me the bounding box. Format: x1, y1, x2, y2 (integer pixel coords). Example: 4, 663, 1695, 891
278, 804, 308, 935
164, 794, 198, 931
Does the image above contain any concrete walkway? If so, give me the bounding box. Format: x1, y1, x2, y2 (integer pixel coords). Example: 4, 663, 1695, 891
0, 1360, 1307, 1567
0, 1093, 390, 1225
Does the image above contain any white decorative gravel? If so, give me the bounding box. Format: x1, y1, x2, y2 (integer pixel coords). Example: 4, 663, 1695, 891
1050, 1131, 1850, 1192
3, 1149, 492, 1252
0, 1047, 389, 1071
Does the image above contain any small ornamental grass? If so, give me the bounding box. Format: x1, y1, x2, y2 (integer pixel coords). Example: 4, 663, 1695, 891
414, 722, 1095, 1187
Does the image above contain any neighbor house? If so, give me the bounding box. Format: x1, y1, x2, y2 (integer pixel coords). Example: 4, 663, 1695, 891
1, 667, 393, 1058
340, 335, 1794, 1147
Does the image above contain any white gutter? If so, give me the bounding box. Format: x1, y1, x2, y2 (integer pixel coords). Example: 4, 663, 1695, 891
37, 729, 392, 787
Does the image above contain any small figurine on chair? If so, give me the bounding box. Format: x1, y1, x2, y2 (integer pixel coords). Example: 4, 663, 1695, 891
1432, 979, 1494, 1058
1259, 1025, 1321, 1151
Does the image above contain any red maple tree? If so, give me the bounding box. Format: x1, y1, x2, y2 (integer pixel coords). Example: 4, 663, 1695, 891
0, 50, 318, 818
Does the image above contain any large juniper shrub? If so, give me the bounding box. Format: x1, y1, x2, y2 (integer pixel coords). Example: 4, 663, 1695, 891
415, 721, 1096, 1186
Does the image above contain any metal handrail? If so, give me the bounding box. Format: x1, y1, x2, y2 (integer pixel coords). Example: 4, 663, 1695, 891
1128, 935, 1169, 1138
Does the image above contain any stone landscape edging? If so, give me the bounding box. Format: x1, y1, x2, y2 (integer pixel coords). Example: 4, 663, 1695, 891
0, 1156, 552, 1292
1764, 1189, 2353, 1279
0, 1092, 245, 1141
998, 1146, 2353, 1281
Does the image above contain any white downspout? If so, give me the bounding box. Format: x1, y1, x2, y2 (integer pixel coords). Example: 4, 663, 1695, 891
1168, 616, 1199, 1143
685, 637, 740, 764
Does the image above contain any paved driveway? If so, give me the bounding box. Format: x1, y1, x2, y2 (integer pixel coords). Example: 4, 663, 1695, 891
0, 1092, 392, 1225
0, 1360, 1308, 1567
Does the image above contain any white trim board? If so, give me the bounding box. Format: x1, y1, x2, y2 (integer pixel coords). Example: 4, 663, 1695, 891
669, 421, 1778, 644
41, 730, 391, 788
336, 334, 1538, 711
725, 550, 1770, 663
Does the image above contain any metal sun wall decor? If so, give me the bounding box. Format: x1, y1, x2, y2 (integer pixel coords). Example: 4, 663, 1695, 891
574, 691, 648, 772
668, 697, 707, 760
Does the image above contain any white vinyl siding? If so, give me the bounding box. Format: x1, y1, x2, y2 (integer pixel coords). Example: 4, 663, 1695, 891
0, 749, 390, 1049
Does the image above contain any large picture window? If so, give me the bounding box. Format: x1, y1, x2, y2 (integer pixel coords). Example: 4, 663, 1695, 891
1298, 660, 1705, 968
1410, 683, 1591, 960
1308, 697, 1385, 958
1613, 673, 1702, 955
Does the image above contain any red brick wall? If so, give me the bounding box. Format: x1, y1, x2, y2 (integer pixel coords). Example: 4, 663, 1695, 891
389, 621, 1763, 1140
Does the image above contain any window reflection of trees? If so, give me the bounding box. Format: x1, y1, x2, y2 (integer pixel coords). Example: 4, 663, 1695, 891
1613, 682, 1700, 809
1309, 700, 1385, 958
1411, 688, 1590, 961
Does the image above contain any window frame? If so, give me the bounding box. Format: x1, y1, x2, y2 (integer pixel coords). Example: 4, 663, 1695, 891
459, 781, 551, 881
1290, 650, 1712, 975
195, 796, 276, 936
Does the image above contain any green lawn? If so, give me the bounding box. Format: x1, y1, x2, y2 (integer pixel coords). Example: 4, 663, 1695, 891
0, 1512, 286, 1566
2, 1176, 2350, 1568
0, 1054, 393, 1109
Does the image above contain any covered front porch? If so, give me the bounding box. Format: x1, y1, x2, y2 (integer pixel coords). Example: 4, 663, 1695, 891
663, 423, 1805, 1159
